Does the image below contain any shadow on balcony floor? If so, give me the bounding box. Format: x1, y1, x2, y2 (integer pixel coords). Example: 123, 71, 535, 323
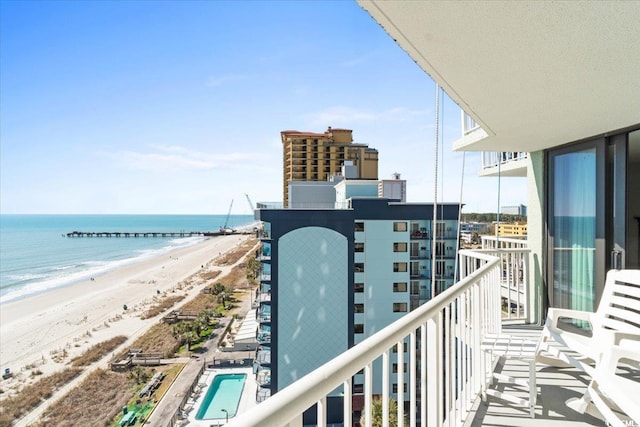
465, 326, 606, 427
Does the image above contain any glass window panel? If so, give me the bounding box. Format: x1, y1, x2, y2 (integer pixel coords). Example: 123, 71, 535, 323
551, 147, 596, 312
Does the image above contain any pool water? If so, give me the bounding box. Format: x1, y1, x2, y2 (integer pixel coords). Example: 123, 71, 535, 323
195, 373, 247, 420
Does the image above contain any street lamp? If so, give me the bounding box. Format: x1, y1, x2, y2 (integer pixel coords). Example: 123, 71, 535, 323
221, 408, 229, 424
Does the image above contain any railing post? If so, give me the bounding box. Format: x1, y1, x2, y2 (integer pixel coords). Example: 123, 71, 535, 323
420, 325, 427, 427
472, 278, 482, 395
382, 350, 389, 427
364, 362, 373, 427
443, 304, 451, 427
410, 331, 417, 427
317, 396, 326, 427
524, 250, 533, 323
397, 339, 405, 427
343, 378, 352, 427
427, 314, 442, 426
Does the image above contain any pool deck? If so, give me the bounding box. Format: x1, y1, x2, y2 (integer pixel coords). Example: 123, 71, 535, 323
185, 367, 258, 426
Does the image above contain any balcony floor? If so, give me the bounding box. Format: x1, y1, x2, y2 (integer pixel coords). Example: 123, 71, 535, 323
466, 325, 607, 427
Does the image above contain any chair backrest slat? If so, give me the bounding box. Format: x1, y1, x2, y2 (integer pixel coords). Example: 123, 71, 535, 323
594, 270, 640, 334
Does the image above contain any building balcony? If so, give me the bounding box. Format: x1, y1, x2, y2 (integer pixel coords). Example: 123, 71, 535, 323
409, 250, 429, 260
257, 224, 272, 240
258, 273, 271, 282
453, 111, 490, 152
227, 247, 621, 427
256, 388, 271, 403
410, 231, 429, 240
257, 309, 271, 323
256, 368, 271, 387
410, 289, 429, 300
256, 346, 271, 366
479, 151, 528, 178
409, 272, 430, 280
257, 330, 271, 344
258, 292, 271, 303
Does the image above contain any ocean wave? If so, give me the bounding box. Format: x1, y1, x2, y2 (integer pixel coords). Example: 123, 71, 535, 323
0, 236, 207, 304
5, 272, 49, 282
54, 264, 81, 271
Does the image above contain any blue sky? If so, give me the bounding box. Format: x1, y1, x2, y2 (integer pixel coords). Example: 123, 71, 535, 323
0, 1, 526, 215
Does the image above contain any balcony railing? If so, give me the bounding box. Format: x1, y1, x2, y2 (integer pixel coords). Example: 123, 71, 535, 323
410, 231, 428, 239
409, 272, 429, 280
258, 310, 272, 323
227, 249, 510, 427
462, 112, 480, 135
259, 273, 271, 282
257, 201, 350, 210
258, 292, 271, 303
257, 346, 271, 365
257, 331, 271, 344
481, 151, 528, 170
409, 250, 428, 259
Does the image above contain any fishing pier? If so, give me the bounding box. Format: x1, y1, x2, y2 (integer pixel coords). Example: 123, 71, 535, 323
64, 229, 253, 238
66, 231, 213, 238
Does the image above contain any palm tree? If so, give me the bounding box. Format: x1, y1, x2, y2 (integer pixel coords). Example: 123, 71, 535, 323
217, 291, 228, 309
128, 366, 149, 385
181, 331, 196, 352
212, 282, 226, 295
246, 257, 261, 283
360, 397, 400, 427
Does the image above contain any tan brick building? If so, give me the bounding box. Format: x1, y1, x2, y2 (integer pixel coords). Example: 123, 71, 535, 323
281, 127, 378, 206
495, 221, 528, 237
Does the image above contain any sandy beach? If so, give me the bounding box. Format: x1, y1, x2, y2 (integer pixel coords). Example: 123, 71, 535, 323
0, 233, 253, 391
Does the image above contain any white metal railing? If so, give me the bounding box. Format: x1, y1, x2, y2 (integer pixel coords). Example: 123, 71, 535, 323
481, 236, 527, 250
257, 201, 351, 210
227, 250, 506, 427
481, 151, 528, 170
481, 237, 530, 322
462, 112, 480, 135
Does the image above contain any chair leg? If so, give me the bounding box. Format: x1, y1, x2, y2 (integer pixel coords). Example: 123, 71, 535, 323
528, 359, 536, 418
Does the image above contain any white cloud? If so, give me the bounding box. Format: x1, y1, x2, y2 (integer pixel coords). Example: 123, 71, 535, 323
105, 145, 256, 172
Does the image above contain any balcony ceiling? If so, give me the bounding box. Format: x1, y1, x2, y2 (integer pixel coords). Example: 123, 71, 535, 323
358, 1, 640, 152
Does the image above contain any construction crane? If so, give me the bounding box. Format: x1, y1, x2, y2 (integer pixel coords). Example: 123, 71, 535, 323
245, 194, 255, 213
220, 199, 235, 233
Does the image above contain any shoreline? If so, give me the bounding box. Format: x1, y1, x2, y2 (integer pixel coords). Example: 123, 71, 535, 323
0, 233, 252, 392
0, 235, 208, 306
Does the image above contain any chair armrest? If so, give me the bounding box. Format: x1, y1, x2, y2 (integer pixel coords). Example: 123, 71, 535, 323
545, 307, 594, 331
610, 331, 640, 351
597, 342, 640, 376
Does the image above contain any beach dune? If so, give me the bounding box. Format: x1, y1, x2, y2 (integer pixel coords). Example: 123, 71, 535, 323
0, 234, 252, 390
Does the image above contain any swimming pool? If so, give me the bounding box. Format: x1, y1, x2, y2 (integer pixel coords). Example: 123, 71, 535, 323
195, 373, 247, 420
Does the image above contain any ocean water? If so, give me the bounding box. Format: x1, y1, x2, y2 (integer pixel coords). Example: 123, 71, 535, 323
0, 214, 255, 304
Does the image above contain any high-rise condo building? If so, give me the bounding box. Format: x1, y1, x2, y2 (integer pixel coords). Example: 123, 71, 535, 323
254, 175, 459, 423
281, 127, 379, 207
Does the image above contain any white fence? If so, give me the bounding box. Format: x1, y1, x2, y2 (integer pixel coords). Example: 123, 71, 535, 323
226, 250, 509, 427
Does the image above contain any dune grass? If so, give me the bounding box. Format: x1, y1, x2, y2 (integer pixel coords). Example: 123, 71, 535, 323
140, 295, 185, 320
33, 369, 134, 427
0, 368, 82, 427
71, 336, 128, 367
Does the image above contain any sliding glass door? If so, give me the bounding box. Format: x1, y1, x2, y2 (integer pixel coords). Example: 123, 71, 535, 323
547, 129, 639, 312
548, 143, 602, 311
